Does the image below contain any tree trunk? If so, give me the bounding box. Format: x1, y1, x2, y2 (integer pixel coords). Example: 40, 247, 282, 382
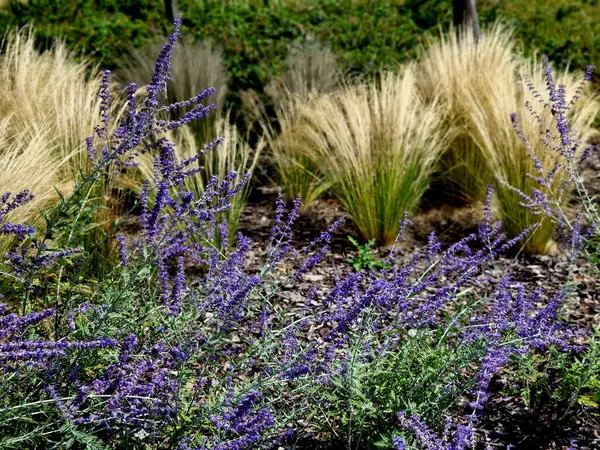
165, 0, 178, 24
453, 0, 480, 42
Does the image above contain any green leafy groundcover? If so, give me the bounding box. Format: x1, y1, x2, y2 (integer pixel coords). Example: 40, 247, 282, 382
1, 0, 598, 103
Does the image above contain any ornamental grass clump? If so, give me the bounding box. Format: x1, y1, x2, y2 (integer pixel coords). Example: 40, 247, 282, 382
0, 119, 65, 244
499, 57, 600, 255
391, 59, 600, 450
0, 26, 119, 185
0, 26, 128, 258
418, 23, 518, 204
419, 24, 600, 254
282, 66, 447, 244
467, 58, 600, 254
244, 38, 338, 207
267, 38, 339, 104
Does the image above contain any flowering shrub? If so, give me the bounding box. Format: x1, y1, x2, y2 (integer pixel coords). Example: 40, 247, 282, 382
0, 17, 596, 450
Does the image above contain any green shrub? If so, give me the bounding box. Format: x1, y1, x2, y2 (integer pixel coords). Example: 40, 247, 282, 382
2, 0, 599, 119
0, 0, 438, 113
0, 0, 177, 68
307, 304, 487, 448
478, 0, 600, 75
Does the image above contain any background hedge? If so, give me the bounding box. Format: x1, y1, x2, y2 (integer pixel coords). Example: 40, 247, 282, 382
1, 0, 598, 109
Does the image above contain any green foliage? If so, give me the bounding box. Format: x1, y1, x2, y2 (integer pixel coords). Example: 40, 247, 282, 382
310, 323, 487, 448
0, 0, 439, 113
0, 0, 179, 68
346, 236, 388, 272
506, 327, 600, 418
586, 232, 600, 277
478, 0, 600, 74
0, 174, 122, 316
47, 175, 123, 279
1, 0, 598, 118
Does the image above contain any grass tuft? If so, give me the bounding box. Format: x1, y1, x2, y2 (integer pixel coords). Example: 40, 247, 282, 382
244, 38, 339, 207
467, 56, 600, 254
0, 26, 117, 184
282, 66, 448, 245
418, 23, 519, 204
0, 26, 125, 252
419, 24, 600, 254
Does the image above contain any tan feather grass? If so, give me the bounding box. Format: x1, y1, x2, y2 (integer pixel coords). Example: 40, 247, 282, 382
0, 26, 113, 184
419, 24, 600, 253
282, 66, 449, 245
0, 27, 126, 254
0, 117, 72, 251
245, 39, 339, 207
418, 23, 519, 204
466, 57, 600, 254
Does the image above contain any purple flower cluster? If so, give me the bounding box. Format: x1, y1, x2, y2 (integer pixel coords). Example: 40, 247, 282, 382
0, 303, 117, 371
206, 389, 275, 449
503, 59, 597, 233
248, 185, 583, 448
0, 190, 35, 241
52, 340, 187, 431
392, 277, 583, 449
0, 16, 235, 443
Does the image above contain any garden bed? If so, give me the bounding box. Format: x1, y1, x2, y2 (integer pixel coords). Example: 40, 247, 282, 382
222, 161, 600, 449
2, 13, 600, 449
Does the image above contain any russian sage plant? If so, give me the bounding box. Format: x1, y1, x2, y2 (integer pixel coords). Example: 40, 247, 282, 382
1, 18, 274, 448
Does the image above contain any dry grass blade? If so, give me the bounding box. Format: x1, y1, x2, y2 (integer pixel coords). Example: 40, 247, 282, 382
0, 26, 127, 254
0, 26, 113, 184
248, 38, 339, 206
0, 117, 72, 251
